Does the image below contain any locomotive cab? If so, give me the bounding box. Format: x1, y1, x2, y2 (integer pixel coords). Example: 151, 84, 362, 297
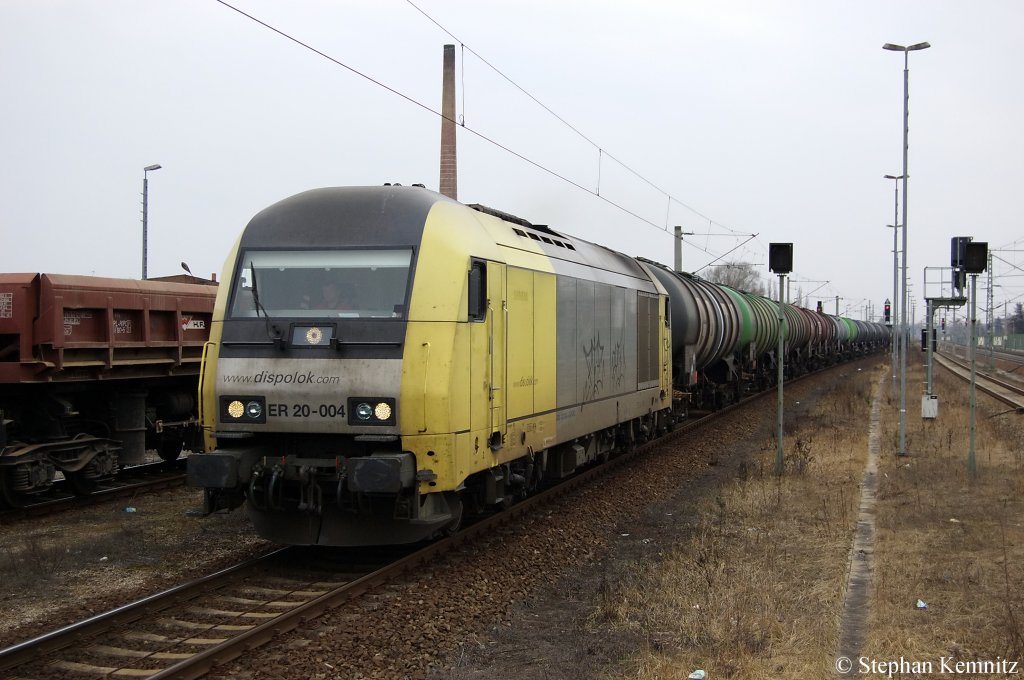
190, 187, 466, 545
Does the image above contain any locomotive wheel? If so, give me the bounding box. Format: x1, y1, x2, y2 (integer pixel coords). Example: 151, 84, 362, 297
442, 508, 462, 536
157, 435, 184, 462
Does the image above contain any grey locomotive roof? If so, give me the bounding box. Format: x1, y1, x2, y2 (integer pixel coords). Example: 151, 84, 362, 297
241, 187, 656, 291
240, 186, 450, 249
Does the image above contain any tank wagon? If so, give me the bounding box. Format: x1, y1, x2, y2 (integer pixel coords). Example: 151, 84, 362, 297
188, 186, 888, 547
0, 273, 216, 504
644, 262, 888, 410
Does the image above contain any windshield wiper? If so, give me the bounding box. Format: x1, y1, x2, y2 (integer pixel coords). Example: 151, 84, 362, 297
249, 261, 285, 348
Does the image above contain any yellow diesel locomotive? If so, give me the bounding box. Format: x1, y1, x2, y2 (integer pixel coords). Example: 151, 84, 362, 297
188, 186, 673, 545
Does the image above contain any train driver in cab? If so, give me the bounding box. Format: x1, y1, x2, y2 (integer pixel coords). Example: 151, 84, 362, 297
318, 280, 354, 311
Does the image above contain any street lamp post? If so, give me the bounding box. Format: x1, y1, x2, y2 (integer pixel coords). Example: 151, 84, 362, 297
884, 173, 903, 395
142, 164, 162, 280
885, 223, 899, 392
883, 41, 930, 457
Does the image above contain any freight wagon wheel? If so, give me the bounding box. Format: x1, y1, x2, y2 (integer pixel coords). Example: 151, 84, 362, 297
0, 470, 28, 509
157, 434, 184, 462
67, 471, 99, 495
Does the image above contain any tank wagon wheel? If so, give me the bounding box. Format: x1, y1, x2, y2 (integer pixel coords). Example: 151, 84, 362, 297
157, 434, 184, 462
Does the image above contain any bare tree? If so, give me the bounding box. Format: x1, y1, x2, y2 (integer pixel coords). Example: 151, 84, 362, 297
703, 262, 766, 295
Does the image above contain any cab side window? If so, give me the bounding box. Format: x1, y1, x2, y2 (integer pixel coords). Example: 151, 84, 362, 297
468, 259, 487, 321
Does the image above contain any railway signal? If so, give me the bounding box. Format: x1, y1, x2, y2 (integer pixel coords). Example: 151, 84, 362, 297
769, 243, 793, 476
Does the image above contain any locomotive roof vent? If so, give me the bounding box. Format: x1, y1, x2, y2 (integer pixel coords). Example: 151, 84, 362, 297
469, 203, 575, 250
511, 227, 574, 251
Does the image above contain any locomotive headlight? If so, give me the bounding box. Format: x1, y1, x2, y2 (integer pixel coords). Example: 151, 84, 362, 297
374, 402, 392, 421
221, 395, 266, 424
348, 397, 396, 426
246, 401, 263, 419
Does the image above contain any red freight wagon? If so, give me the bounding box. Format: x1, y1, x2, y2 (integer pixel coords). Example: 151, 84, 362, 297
0, 273, 217, 505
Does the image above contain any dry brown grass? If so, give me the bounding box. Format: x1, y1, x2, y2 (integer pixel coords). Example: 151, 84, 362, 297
865, 362, 1024, 663
590, 365, 880, 679
590, 358, 1024, 678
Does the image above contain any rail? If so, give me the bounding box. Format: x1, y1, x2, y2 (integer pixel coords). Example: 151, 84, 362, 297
934, 351, 1024, 413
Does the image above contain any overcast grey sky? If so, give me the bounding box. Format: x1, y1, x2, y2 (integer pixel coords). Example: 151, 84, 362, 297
2, 1, 1021, 321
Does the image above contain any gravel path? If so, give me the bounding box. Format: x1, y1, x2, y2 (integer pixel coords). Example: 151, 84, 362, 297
834, 371, 883, 673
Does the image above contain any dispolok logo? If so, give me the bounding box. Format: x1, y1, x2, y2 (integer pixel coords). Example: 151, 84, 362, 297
223, 370, 341, 386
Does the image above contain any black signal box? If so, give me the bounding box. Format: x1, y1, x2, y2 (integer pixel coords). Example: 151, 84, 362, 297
768, 243, 793, 274
963, 242, 988, 273
951, 236, 972, 268
920, 328, 937, 352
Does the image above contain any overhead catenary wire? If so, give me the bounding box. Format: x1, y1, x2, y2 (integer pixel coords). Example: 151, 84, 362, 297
214, 0, 870, 303
403, 0, 752, 239
213, 0, 735, 260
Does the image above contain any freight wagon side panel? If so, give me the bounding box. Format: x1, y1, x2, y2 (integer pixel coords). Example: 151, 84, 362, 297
0, 273, 41, 383
1, 274, 215, 383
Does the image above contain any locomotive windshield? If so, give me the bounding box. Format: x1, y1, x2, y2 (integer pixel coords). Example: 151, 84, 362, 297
229, 248, 413, 319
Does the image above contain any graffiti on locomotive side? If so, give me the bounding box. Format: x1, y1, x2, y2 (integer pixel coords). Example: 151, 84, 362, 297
610, 340, 626, 391
583, 332, 605, 401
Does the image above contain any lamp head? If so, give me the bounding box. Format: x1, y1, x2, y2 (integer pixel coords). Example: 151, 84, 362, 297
144, 164, 162, 172
883, 42, 930, 52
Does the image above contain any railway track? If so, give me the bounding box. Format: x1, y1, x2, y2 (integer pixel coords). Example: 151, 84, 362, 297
934, 351, 1024, 412
0, 546, 400, 679
940, 341, 1024, 370
1, 439, 673, 678
0, 355, 874, 679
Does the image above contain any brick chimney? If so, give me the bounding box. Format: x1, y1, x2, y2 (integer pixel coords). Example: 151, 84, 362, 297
439, 44, 457, 200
